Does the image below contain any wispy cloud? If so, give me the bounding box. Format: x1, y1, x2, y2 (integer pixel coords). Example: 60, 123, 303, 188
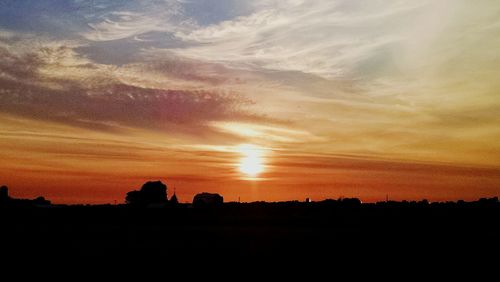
0, 36, 272, 138
80, 0, 191, 42
211, 121, 324, 144
84, 11, 166, 41
171, 0, 425, 78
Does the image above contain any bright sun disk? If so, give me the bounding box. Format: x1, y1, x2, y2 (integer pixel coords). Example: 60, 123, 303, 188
238, 144, 264, 178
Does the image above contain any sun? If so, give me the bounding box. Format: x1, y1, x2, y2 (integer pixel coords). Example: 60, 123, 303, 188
237, 144, 264, 178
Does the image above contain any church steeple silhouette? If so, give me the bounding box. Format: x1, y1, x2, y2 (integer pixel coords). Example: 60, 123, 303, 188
170, 187, 179, 205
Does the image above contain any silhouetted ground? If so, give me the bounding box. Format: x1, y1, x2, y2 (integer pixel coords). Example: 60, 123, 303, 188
1, 200, 499, 274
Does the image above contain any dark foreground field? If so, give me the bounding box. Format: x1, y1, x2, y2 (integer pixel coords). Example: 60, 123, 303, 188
2, 201, 499, 273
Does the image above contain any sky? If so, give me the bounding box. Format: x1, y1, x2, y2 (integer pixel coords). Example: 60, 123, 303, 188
1, 0, 500, 204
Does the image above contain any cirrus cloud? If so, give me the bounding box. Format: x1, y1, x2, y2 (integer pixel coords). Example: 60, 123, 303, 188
0, 36, 273, 140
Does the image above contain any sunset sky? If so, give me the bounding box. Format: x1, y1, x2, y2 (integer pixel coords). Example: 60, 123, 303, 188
1, 0, 500, 204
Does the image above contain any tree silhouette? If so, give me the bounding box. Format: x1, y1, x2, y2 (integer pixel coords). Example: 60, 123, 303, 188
125, 181, 168, 206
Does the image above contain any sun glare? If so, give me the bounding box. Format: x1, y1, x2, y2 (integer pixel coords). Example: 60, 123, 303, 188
238, 144, 264, 178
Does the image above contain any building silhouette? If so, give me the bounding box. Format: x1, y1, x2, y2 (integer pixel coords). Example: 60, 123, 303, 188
170, 192, 179, 205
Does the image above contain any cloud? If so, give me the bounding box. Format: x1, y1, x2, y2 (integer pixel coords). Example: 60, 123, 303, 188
0, 37, 271, 139
210, 121, 324, 144
80, 1, 190, 42
167, 0, 500, 93
171, 0, 426, 78
83, 11, 167, 41
0, 46, 41, 82
0, 82, 252, 131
